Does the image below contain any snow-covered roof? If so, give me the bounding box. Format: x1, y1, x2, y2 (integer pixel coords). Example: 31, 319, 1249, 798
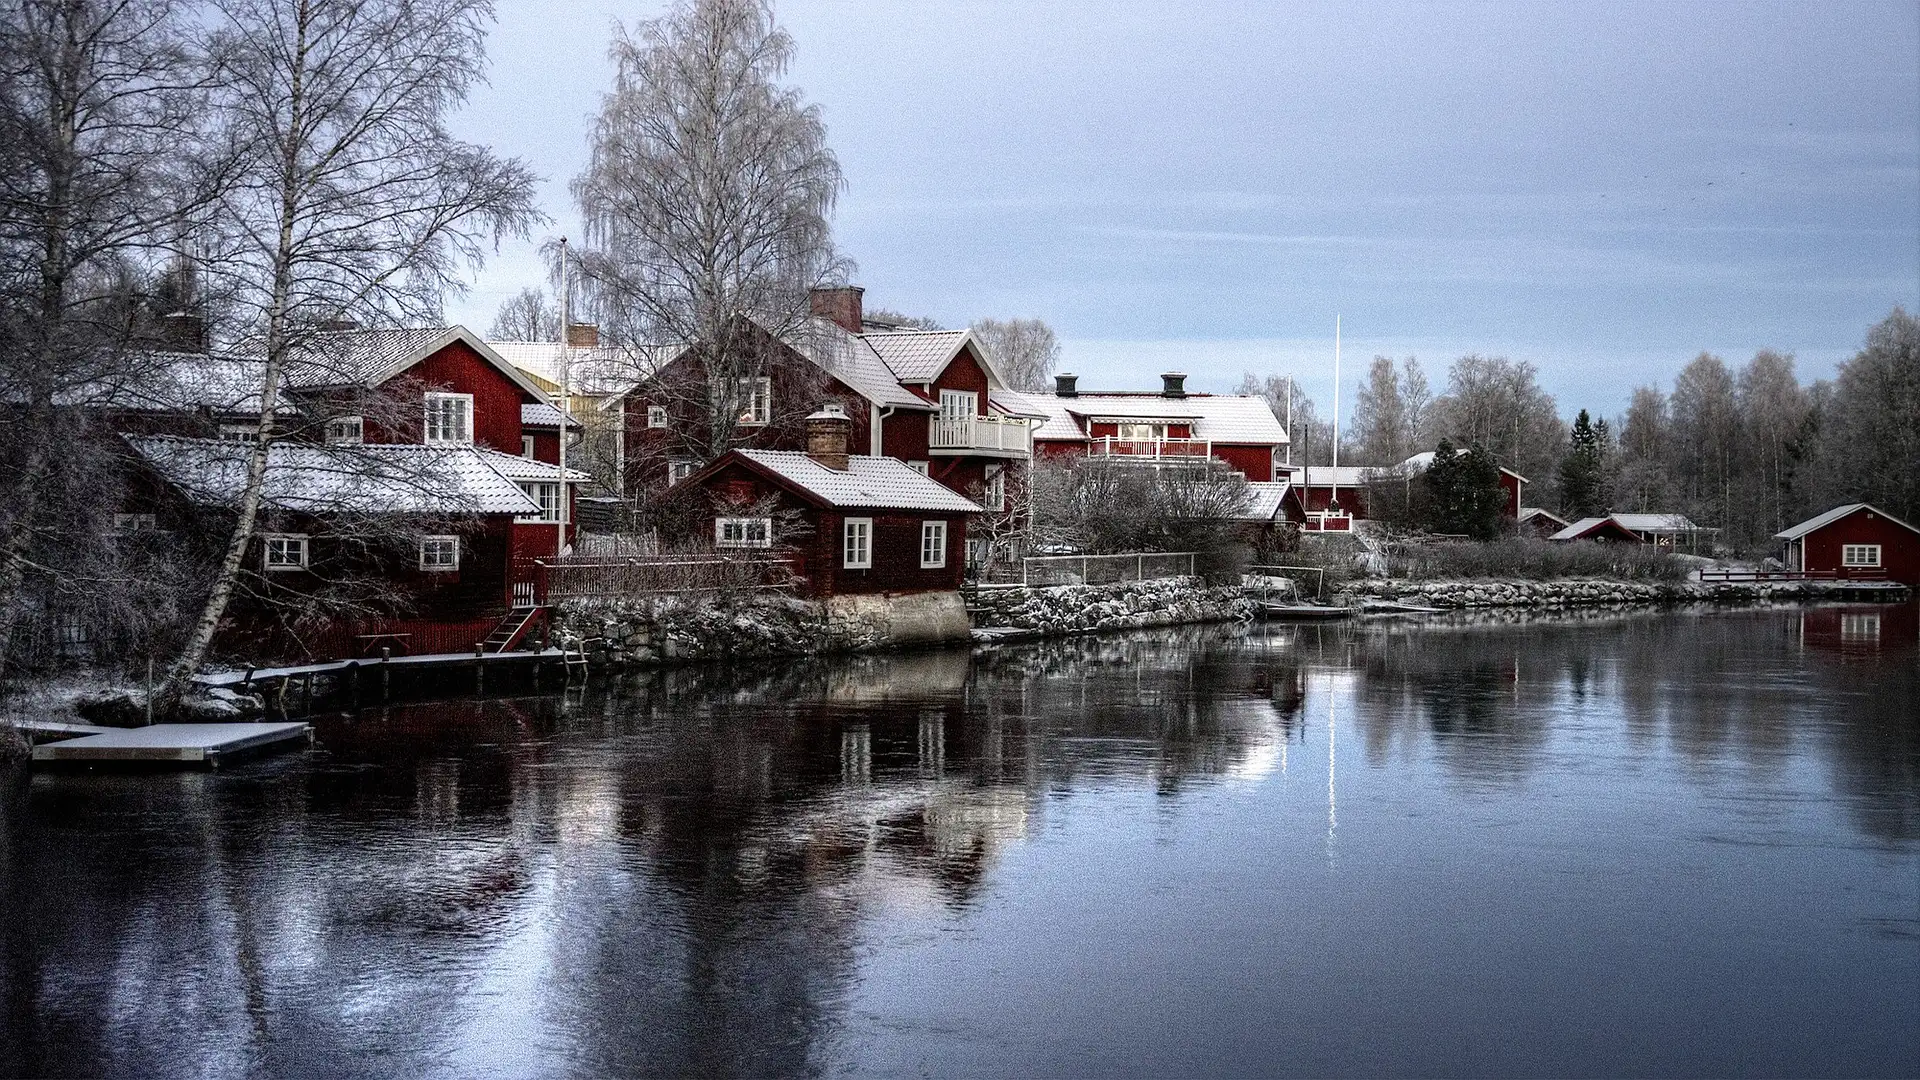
280, 327, 558, 408
123, 435, 540, 516
1240, 481, 1292, 521
1549, 517, 1616, 541
519, 402, 577, 428
1284, 464, 1373, 488
473, 447, 593, 484
862, 329, 975, 383
988, 388, 1055, 419
489, 340, 678, 399
1519, 506, 1569, 527
57, 350, 288, 415
784, 318, 935, 411
1030, 393, 1288, 445
1774, 502, 1920, 541
732, 450, 982, 513
1398, 451, 1527, 482
1611, 513, 1700, 533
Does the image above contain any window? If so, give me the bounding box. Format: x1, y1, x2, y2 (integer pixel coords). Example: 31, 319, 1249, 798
325, 416, 363, 444
984, 465, 1005, 511
522, 435, 536, 458
424, 392, 473, 444
419, 535, 459, 571
218, 424, 256, 442
1116, 421, 1169, 441
905, 460, 929, 476
667, 459, 698, 486
716, 516, 772, 549
112, 513, 157, 534
262, 534, 308, 571
517, 482, 562, 523
920, 520, 948, 568
843, 517, 872, 569
647, 405, 668, 428
737, 377, 771, 426
1842, 544, 1881, 567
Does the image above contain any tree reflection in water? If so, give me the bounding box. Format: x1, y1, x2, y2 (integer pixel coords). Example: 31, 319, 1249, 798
0, 604, 1914, 1078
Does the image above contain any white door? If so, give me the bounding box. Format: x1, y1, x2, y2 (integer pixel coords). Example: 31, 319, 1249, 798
938, 390, 975, 447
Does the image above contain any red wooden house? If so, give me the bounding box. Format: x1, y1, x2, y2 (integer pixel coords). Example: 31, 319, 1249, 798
617, 288, 1040, 521
676, 404, 982, 598
1026, 372, 1289, 482
1776, 503, 1920, 585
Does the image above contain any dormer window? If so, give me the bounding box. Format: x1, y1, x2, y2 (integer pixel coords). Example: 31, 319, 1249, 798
325, 416, 364, 444
424, 392, 473, 444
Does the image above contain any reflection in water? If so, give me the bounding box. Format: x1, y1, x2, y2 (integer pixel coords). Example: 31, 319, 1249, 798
1, 606, 1916, 1078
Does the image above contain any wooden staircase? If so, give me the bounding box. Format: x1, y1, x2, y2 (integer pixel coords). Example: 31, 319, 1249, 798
479, 606, 542, 654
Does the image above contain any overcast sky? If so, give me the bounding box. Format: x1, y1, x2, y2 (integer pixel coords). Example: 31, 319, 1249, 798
449, 0, 1920, 420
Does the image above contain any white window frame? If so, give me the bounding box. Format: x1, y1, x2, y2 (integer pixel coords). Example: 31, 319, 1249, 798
667, 459, 698, 486
984, 464, 1005, 512
418, 535, 459, 572
517, 482, 562, 523
715, 516, 773, 549
920, 520, 948, 569
218, 424, 256, 442
423, 392, 474, 445
112, 512, 157, 534
647, 404, 668, 429
1841, 544, 1881, 567
1116, 421, 1169, 441
843, 517, 872, 569
325, 416, 364, 445
905, 460, 930, 476
737, 377, 771, 426
262, 534, 308, 571
522, 434, 536, 458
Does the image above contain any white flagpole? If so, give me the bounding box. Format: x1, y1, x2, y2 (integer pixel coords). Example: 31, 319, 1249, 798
1331, 315, 1341, 510
557, 238, 570, 558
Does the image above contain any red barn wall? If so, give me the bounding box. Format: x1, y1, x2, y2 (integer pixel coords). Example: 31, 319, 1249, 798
1213, 444, 1274, 482
1499, 472, 1524, 517
925, 346, 990, 410
1801, 509, 1920, 584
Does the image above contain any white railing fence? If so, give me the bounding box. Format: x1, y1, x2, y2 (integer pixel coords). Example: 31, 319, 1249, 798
929, 414, 1032, 452
1088, 437, 1213, 461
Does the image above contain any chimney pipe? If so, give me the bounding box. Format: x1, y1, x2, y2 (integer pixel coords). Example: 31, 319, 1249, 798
566, 322, 599, 348
1055, 372, 1078, 398
158, 311, 208, 353
809, 286, 865, 335
1161, 372, 1187, 399
805, 401, 853, 471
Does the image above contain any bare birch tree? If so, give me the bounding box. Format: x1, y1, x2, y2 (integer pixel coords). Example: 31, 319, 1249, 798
969, 317, 1059, 392
159, 0, 539, 697
571, 0, 846, 462
0, 0, 210, 676
487, 285, 558, 341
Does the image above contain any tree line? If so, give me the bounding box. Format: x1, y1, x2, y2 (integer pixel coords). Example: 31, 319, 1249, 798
1240, 307, 1918, 551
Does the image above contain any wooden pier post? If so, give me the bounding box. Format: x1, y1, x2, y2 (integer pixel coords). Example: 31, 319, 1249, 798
381, 647, 391, 701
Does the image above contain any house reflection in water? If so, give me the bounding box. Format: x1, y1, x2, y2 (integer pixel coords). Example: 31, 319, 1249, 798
1799, 603, 1917, 659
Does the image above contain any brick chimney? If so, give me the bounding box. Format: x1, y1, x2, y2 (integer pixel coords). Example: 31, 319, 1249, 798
158, 311, 208, 353
809, 286, 865, 334
565, 322, 599, 348
1055, 372, 1078, 398
1161, 371, 1187, 399
805, 401, 853, 471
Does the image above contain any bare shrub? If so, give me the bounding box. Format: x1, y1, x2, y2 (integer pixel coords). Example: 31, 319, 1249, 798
1386, 538, 1687, 582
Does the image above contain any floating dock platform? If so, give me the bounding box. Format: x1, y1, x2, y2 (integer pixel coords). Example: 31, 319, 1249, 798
32, 722, 311, 766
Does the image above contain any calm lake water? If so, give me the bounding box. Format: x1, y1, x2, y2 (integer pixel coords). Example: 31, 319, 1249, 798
2, 605, 1917, 1078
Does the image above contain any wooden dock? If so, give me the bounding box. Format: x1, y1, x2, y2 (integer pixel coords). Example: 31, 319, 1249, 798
32, 722, 311, 766
193, 647, 573, 688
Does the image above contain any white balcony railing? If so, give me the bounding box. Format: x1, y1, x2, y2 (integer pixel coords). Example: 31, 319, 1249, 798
1087, 437, 1213, 461
929, 414, 1032, 455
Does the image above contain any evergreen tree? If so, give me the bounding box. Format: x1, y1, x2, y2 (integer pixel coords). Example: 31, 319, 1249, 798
1422, 440, 1506, 539
1559, 409, 1607, 518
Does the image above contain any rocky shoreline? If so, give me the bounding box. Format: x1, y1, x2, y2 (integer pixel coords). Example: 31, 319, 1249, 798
1346, 576, 1903, 609
966, 577, 1258, 638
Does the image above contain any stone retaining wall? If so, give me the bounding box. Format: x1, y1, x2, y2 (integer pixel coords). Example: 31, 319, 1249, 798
1347, 577, 1883, 608
552, 591, 970, 670
966, 577, 1257, 635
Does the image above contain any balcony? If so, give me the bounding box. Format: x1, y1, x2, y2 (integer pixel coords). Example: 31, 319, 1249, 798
1087, 437, 1214, 462
928, 414, 1032, 457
